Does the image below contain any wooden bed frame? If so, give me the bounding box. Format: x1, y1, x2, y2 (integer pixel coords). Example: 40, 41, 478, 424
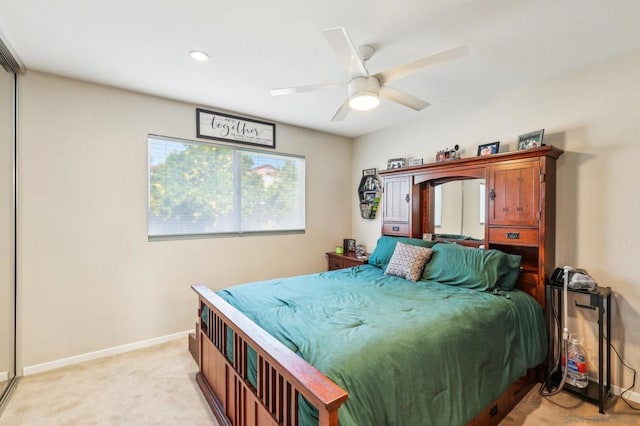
192, 283, 537, 426
192, 147, 562, 426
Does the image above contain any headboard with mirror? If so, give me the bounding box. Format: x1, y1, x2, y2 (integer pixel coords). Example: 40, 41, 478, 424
379, 146, 563, 307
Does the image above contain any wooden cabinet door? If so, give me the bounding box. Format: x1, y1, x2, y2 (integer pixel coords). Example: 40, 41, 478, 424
488, 160, 540, 226
383, 176, 410, 223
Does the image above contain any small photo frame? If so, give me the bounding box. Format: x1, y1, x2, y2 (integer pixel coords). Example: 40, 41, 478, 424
408, 158, 424, 166
364, 191, 376, 202
362, 168, 377, 176
477, 141, 500, 156
343, 238, 356, 253
517, 129, 545, 150
387, 158, 406, 169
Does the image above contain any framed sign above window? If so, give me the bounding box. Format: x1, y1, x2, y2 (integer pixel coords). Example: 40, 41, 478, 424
196, 108, 276, 149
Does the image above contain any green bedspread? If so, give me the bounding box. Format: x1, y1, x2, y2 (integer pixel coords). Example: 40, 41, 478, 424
216, 264, 547, 426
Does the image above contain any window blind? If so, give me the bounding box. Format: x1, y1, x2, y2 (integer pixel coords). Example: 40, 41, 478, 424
148, 135, 305, 238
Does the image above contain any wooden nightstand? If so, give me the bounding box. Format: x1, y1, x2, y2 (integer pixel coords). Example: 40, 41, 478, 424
326, 251, 368, 271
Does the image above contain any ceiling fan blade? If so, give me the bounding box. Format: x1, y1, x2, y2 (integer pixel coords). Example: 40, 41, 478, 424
331, 98, 351, 122
270, 82, 346, 96
379, 86, 430, 111
322, 27, 369, 78
375, 45, 469, 84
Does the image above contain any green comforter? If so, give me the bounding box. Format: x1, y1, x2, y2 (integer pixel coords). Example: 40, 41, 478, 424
217, 264, 547, 425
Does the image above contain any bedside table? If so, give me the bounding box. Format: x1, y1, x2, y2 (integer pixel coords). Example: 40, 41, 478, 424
545, 284, 615, 413
326, 251, 368, 271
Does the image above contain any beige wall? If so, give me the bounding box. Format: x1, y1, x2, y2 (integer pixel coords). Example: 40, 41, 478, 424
353, 50, 640, 395
17, 72, 353, 369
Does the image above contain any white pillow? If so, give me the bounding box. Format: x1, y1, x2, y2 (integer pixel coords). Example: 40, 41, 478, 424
384, 242, 434, 282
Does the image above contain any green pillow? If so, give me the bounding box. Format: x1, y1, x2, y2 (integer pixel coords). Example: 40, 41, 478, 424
495, 252, 522, 291
421, 243, 521, 291
369, 236, 436, 270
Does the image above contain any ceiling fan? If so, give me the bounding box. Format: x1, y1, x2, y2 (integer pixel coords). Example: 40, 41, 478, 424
270, 27, 468, 122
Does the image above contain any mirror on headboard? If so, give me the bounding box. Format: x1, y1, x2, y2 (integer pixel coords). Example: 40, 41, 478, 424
433, 178, 485, 242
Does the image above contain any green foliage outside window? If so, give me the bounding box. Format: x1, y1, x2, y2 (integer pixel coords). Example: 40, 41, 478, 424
148, 136, 304, 237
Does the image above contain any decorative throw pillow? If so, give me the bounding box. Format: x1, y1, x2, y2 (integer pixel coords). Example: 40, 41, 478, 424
369, 236, 437, 270
385, 242, 434, 282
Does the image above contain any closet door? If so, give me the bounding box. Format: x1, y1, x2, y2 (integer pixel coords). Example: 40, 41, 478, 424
0, 69, 15, 395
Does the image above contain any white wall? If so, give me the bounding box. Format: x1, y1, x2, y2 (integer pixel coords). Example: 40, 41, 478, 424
17, 72, 353, 370
353, 50, 640, 394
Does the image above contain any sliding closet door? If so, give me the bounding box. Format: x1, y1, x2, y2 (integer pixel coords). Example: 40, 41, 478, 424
0, 68, 15, 395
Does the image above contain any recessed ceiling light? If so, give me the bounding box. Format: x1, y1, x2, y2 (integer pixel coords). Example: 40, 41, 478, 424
189, 50, 209, 62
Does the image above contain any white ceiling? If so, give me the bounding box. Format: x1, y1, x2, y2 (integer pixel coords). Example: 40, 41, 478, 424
2, 0, 640, 138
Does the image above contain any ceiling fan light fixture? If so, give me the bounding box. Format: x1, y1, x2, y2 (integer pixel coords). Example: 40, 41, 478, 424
269, 28, 464, 121
348, 76, 380, 111
349, 93, 379, 111
189, 50, 209, 62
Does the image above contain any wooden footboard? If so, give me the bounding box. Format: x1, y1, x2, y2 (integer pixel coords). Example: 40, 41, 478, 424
192, 284, 348, 426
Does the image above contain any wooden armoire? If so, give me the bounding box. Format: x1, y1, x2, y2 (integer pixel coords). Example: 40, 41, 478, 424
378, 146, 562, 307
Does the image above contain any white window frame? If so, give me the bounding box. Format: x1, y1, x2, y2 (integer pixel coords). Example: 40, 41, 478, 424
147, 134, 305, 240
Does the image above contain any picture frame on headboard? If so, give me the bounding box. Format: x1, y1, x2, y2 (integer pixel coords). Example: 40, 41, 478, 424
387, 158, 406, 169
477, 141, 500, 156
517, 129, 544, 150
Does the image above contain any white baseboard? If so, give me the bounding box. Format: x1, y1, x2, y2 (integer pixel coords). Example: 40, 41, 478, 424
22, 330, 191, 376
612, 384, 640, 404
0, 371, 7, 381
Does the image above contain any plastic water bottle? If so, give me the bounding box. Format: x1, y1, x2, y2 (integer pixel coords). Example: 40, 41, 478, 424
565, 334, 589, 388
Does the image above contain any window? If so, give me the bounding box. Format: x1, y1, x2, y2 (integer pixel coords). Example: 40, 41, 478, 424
148, 135, 305, 238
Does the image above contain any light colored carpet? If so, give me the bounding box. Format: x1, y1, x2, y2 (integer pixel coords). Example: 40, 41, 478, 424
2, 338, 639, 425
500, 385, 640, 425
0, 337, 217, 425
